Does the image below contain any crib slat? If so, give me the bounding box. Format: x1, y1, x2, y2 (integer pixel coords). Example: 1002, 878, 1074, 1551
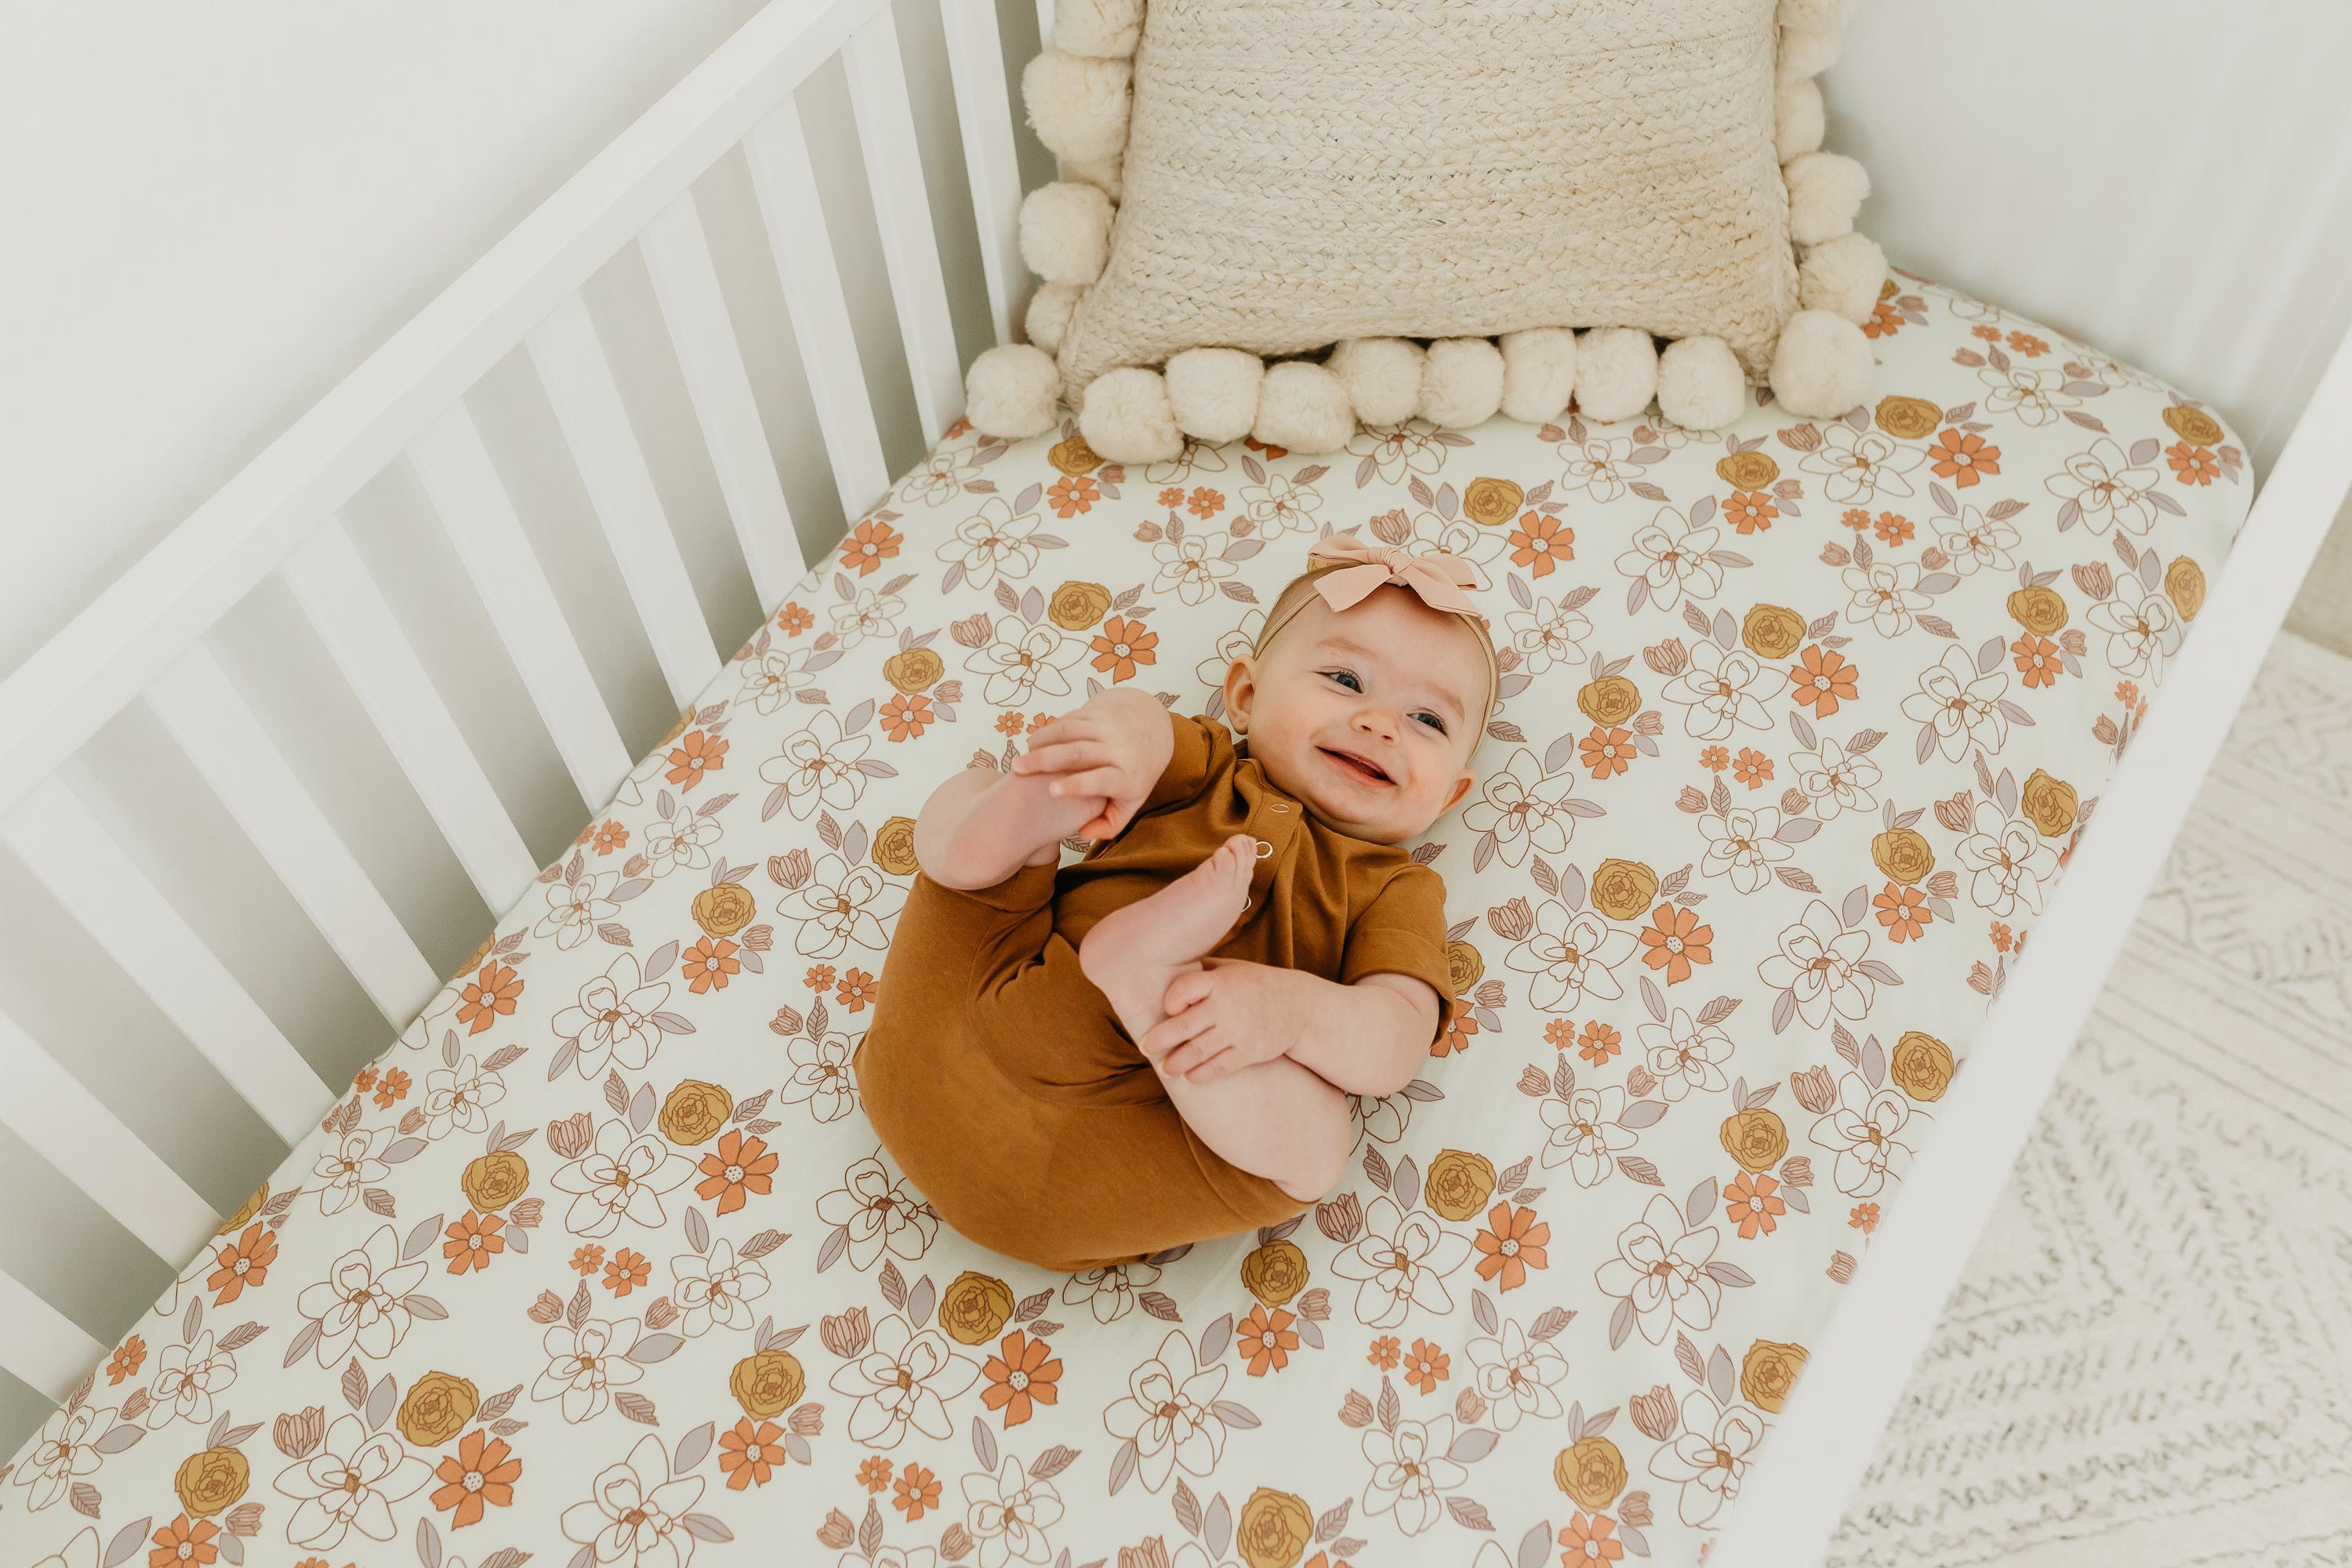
408, 403, 636, 811
282, 518, 540, 911
147, 642, 441, 1029
0, 1266, 103, 1404
846, 4, 967, 441
0, 1007, 220, 1265
745, 106, 896, 522
527, 292, 722, 710
1036, 0, 1056, 54
0, 775, 332, 1145
940, 0, 1028, 347
639, 191, 805, 610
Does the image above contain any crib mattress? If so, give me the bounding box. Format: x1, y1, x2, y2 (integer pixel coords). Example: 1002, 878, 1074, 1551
3, 274, 2253, 1568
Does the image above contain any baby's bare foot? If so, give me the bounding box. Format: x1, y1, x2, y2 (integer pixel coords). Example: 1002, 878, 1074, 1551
1079, 834, 1255, 1040
915, 767, 1105, 890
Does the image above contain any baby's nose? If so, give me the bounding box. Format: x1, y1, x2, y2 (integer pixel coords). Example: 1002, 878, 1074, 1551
1353, 705, 1400, 740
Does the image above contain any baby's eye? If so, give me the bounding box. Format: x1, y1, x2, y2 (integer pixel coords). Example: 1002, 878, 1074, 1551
1325, 670, 1363, 692
1414, 712, 1448, 735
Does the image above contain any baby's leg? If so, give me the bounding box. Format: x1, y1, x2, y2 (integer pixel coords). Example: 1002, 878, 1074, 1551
913, 765, 1102, 891
1079, 837, 1351, 1201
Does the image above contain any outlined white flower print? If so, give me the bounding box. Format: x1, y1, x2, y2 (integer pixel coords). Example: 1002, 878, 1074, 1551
815, 1156, 938, 1270
1102, 1329, 1229, 1491
273, 1412, 433, 1548
1595, 1194, 1722, 1344
550, 1120, 698, 1238
829, 1312, 980, 1447
558, 1432, 710, 1566
1328, 1196, 1473, 1328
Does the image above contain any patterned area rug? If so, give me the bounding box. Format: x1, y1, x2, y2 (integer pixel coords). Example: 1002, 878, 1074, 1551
1829, 629, 2352, 1566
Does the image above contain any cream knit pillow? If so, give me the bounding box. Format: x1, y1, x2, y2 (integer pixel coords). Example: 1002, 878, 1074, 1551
964, 0, 1887, 462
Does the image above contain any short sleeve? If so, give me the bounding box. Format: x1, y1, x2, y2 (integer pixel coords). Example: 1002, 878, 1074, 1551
1340, 862, 1460, 1042
1139, 713, 1234, 815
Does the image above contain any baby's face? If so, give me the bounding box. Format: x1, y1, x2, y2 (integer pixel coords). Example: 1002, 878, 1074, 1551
1223, 586, 1486, 844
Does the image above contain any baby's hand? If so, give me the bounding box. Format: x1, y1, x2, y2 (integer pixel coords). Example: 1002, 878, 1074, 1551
1008, 688, 1174, 840
1141, 959, 1309, 1083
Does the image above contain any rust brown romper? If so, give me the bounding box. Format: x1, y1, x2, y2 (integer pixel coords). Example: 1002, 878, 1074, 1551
855, 712, 1460, 1273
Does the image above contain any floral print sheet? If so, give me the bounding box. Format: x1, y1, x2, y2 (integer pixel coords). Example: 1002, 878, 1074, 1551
1, 271, 2253, 1568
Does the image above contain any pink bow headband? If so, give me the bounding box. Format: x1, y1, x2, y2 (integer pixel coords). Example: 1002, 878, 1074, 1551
1250, 533, 1499, 731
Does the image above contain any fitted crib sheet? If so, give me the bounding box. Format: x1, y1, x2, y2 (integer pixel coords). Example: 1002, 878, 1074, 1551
2, 274, 2254, 1568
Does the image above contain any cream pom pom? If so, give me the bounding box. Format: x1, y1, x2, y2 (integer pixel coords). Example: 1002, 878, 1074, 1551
1053, 0, 1144, 58
1775, 76, 1824, 162
1499, 328, 1577, 424
1025, 282, 1084, 356
1798, 233, 1889, 325
1657, 337, 1749, 431
1018, 181, 1114, 287
1058, 149, 1123, 201
1022, 50, 1131, 164
965, 345, 1062, 440
1777, 23, 1844, 82
1080, 366, 1181, 463
1574, 328, 1659, 423
1253, 362, 1355, 455
1165, 347, 1265, 444
1769, 310, 1875, 419
1418, 338, 1506, 429
1784, 151, 1871, 245
1326, 338, 1425, 426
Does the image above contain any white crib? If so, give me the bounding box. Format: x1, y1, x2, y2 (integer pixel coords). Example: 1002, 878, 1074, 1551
2, 1, 2350, 1562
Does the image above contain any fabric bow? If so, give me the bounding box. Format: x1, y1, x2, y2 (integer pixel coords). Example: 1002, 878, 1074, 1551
1305, 534, 1486, 623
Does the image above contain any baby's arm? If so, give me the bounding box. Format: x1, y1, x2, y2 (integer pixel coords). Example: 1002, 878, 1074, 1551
1142, 962, 1437, 1098
912, 687, 1173, 889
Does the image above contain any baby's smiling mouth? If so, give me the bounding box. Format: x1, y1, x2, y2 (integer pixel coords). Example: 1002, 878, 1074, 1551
1319, 746, 1393, 786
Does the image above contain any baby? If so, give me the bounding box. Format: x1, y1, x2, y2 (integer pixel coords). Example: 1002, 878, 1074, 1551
854, 535, 1494, 1272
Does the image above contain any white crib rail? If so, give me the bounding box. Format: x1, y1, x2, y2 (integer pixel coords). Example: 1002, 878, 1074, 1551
0, 0, 1027, 1403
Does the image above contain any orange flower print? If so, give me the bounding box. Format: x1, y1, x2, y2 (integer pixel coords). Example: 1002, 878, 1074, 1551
1989, 920, 2013, 953
666, 729, 728, 789
893, 1461, 942, 1521
1971, 325, 2003, 342
805, 964, 837, 993
208, 1223, 278, 1305
1046, 474, 1098, 517
1700, 745, 1730, 772
836, 968, 879, 1011
1578, 1021, 1623, 1066
879, 692, 933, 741
1723, 491, 1777, 535
1473, 1203, 1550, 1290
1402, 1338, 1450, 1394
1580, 727, 1635, 779
1187, 486, 1224, 518
1873, 511, 1914, 546
1091, 616, 1160, 682
355, 1067, 379, 1093
718, 1419, 785, 1490
1789, 645, 1859, 718
1863, 300, 1903, 339
1732, 748, 1773, 789
2013, 634, 2062, 688
1873, 883, 1931, 942
1434, 1009, 1479, 1057
107, 1334, 147, 1385
683, 937, 740, 993
374, 1066, 412, 1108
430, 1429, 521, 1527
572, 1243, 605, 1276
149, 1515, 220, 1567
2167, 442, 2218, 485
993, 712, 1026, 737
696, 1129, 779, 1215
2115, 680, 2140, 708
443, 1210, 506, 1274
1560, 1512, 1627, 1564
1639, 905, 1712, 984
981, 1329, 1063, 1425
1508, 512, 1573, 577
1927, 429, 2001, 488
778, 601, 814, 636
1851, 1201, 1882, 1233
1244, 435, 1288, 460
1544, 1018, 1575, 1051
1367, 1334, 1401, 1370
858, 1454, 894, 1493
837, 518, 902, 576
603, 1247, 650, 1295
1725, 1172, 1786, 1239
456, 963, 521, 1035
1236, 1306, 1301, 1377
2006, 330, 2049, 357
1158, 486, 1185, 508
1840, 508, 1871, 532
592, 819, 629, 855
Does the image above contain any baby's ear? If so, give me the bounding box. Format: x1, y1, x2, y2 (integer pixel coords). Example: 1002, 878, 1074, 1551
1221, 656, 1257, 735
1441, 768, 1478, 814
